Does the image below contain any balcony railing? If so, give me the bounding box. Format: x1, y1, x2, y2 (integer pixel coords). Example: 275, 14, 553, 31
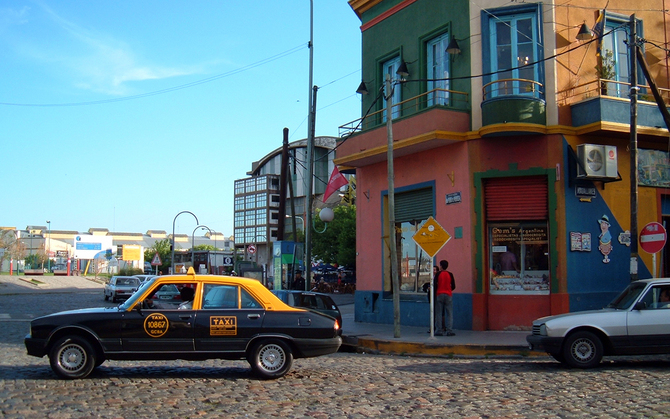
558, 78, 670, 105
338, 87, 469, 138
482, 78, 544, 101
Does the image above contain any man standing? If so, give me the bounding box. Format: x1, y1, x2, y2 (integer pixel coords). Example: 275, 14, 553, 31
435, 259, 455, 336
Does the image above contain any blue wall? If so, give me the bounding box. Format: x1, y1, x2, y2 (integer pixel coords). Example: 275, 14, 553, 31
354, 291, 473, 329
562, 139, 651, 311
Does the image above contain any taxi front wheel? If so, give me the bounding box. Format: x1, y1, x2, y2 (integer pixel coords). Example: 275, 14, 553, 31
248, 339, 293, 379
49, 336, 96, 379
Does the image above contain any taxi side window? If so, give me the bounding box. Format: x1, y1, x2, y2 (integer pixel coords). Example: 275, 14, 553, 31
241, 288, 261, 308
639, 286, 670, 309
202, 284, 238, 309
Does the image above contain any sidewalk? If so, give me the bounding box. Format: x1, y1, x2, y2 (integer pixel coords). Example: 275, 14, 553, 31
0, 275, 541, 358
330, 293, 540, 358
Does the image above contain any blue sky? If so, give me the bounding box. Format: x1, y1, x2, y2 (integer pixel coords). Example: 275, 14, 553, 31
1, 0, 362, 238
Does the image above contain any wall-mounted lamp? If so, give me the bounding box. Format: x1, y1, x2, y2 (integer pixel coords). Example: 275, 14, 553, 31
576, 22, 594, 41
356, 80, 369, 95
313, 207, 335, 234
396, 61, 410, 78
446, 35, 461, 55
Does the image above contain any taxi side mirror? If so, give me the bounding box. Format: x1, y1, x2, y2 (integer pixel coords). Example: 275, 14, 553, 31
633, 301, 647, 311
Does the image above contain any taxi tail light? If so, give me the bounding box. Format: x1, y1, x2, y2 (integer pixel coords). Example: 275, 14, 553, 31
334, 320, 341, 331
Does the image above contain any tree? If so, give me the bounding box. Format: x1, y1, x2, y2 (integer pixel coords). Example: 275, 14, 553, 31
0, 230, 23, 269
311, 205, 356, 269
144, 238, 171, 272
193, 244, 216, 251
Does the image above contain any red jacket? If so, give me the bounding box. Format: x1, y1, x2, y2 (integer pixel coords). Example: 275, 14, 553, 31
436, 270, 453, 296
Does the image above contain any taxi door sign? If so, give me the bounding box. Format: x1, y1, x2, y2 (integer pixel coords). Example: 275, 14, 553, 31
144, 313, 169, 337
210, 316, 237, 336
412, 216, 452, 258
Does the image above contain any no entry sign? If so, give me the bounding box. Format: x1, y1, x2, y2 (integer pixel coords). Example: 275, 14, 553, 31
640, 222, 667, 254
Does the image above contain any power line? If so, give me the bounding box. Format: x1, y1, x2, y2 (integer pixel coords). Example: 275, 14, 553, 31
0, 44, 307, 107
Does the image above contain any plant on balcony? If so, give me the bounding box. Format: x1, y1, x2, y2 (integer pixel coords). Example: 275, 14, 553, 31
594, 50, 615, 96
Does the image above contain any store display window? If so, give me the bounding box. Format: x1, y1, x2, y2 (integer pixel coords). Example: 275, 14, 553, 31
489, 222, 549, 294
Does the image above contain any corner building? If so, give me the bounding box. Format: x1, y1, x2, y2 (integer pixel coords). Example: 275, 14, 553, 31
336, 0, 670, 330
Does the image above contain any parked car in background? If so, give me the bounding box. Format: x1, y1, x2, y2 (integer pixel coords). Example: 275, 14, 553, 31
133, 274, 157, 285
144, 262, 154, 274
103, 276, 140, 303
25, 270, 342, 380
271, 290, 342, 328
527, 278, 670, 368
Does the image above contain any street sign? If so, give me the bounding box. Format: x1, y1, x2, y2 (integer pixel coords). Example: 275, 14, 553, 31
640, 222, 667, 254
412, 216, 451, 258
248, 244, 257, 254
151, 252, 162, 266
223, 256, 233, 266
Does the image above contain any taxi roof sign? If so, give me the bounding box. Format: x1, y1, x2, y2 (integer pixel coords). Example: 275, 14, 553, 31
412, 216, 451, 258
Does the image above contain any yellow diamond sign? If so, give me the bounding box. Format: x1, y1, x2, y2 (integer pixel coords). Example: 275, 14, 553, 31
412, 216, 451, 258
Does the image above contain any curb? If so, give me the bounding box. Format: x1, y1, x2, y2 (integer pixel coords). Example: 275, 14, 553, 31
343, 335, 545, 358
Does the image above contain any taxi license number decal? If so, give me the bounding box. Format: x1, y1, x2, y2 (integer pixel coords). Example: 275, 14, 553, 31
144, 313, 169, 337
210, 316, 237, 336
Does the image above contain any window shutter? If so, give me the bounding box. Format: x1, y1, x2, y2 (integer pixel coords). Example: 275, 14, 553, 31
484, 177, 547, 220
395, 188, 433, 223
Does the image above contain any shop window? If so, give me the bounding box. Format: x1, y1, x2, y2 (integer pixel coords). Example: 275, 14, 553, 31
489, 222, 549, 294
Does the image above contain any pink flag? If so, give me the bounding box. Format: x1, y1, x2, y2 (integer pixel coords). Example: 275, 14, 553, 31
322, 167, 349, 202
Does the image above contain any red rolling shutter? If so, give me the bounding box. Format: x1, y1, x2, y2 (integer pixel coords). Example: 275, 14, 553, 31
484, 176, 548, 220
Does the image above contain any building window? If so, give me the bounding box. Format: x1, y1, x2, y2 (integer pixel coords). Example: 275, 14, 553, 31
234, 213, 244, 227
484, 5, 542, 99
245, 179, 256, 193
256, 209, 267, 225
234, 196, 244, 211
489, 222, 549, 294
245, 195, 256, 209
235, 180, 245, 195
427, 32, 451, 106
382, 56, 402, 121
383, 187, 435, 294
599, 14, 642, 98
245, 211, 256, 226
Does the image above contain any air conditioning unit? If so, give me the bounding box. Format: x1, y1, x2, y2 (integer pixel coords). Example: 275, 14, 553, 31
577, 144, 618, 179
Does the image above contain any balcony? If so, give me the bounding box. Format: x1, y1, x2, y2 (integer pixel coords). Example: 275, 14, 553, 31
480, 79, 546, 130
560, 78, 670, 134
336, 88, 470, 168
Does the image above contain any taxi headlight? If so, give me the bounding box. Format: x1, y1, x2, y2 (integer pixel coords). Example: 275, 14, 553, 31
539, 324, 547, 336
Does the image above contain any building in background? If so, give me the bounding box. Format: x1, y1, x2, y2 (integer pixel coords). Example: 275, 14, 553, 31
233, 136, 339, 284
336, 0, 669, 330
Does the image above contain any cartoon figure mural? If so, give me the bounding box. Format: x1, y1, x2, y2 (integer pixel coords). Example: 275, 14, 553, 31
598, 215, 612, 263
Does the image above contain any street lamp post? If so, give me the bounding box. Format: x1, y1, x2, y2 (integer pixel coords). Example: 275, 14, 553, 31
192, 225, 212, 273
385, 73, 401, 339
172, 211, 199, 274
46, 220, 51, 272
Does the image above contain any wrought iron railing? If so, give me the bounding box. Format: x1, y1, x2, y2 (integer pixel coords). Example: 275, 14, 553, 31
482, 78, 545, 101
338, 87, 469, 138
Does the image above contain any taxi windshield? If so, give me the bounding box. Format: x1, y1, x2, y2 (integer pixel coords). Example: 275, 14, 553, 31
605, 281, 647, 310
119, 277, 158, 310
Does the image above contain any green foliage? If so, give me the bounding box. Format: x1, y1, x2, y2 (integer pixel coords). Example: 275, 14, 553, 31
193, 244, 216, 251
311, 205, 356, 268
119, 267, 143, 276
144, 238, 171, 271
595, 50, 615, 80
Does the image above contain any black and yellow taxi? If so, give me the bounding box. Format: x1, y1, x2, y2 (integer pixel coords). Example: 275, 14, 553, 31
25, 268, 342, 380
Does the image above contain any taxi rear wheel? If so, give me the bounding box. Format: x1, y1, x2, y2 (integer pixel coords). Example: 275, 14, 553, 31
49, 336, 96, 379
248, 339, 293, 379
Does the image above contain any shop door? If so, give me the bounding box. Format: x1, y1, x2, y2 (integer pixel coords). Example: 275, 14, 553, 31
484, 176, 551, 330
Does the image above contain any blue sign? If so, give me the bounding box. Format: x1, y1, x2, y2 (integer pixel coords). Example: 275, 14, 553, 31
76, 243, 102, 251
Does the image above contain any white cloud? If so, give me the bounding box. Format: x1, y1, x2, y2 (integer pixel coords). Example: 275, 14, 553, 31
28, 2, 203, 95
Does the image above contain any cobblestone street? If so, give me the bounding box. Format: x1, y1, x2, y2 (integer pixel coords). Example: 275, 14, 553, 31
2, 286, 670, 418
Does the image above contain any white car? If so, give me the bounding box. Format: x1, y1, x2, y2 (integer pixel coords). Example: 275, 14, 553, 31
527, 278, 670, 368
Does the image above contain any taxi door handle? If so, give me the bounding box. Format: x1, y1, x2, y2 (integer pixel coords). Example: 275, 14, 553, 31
179, 315, 192, 320
247, 314, 261, 320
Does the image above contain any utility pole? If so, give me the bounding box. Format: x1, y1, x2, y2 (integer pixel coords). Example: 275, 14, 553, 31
386, 74, 401, 338
304, 0, 315, 290
629, 14, 639, 281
